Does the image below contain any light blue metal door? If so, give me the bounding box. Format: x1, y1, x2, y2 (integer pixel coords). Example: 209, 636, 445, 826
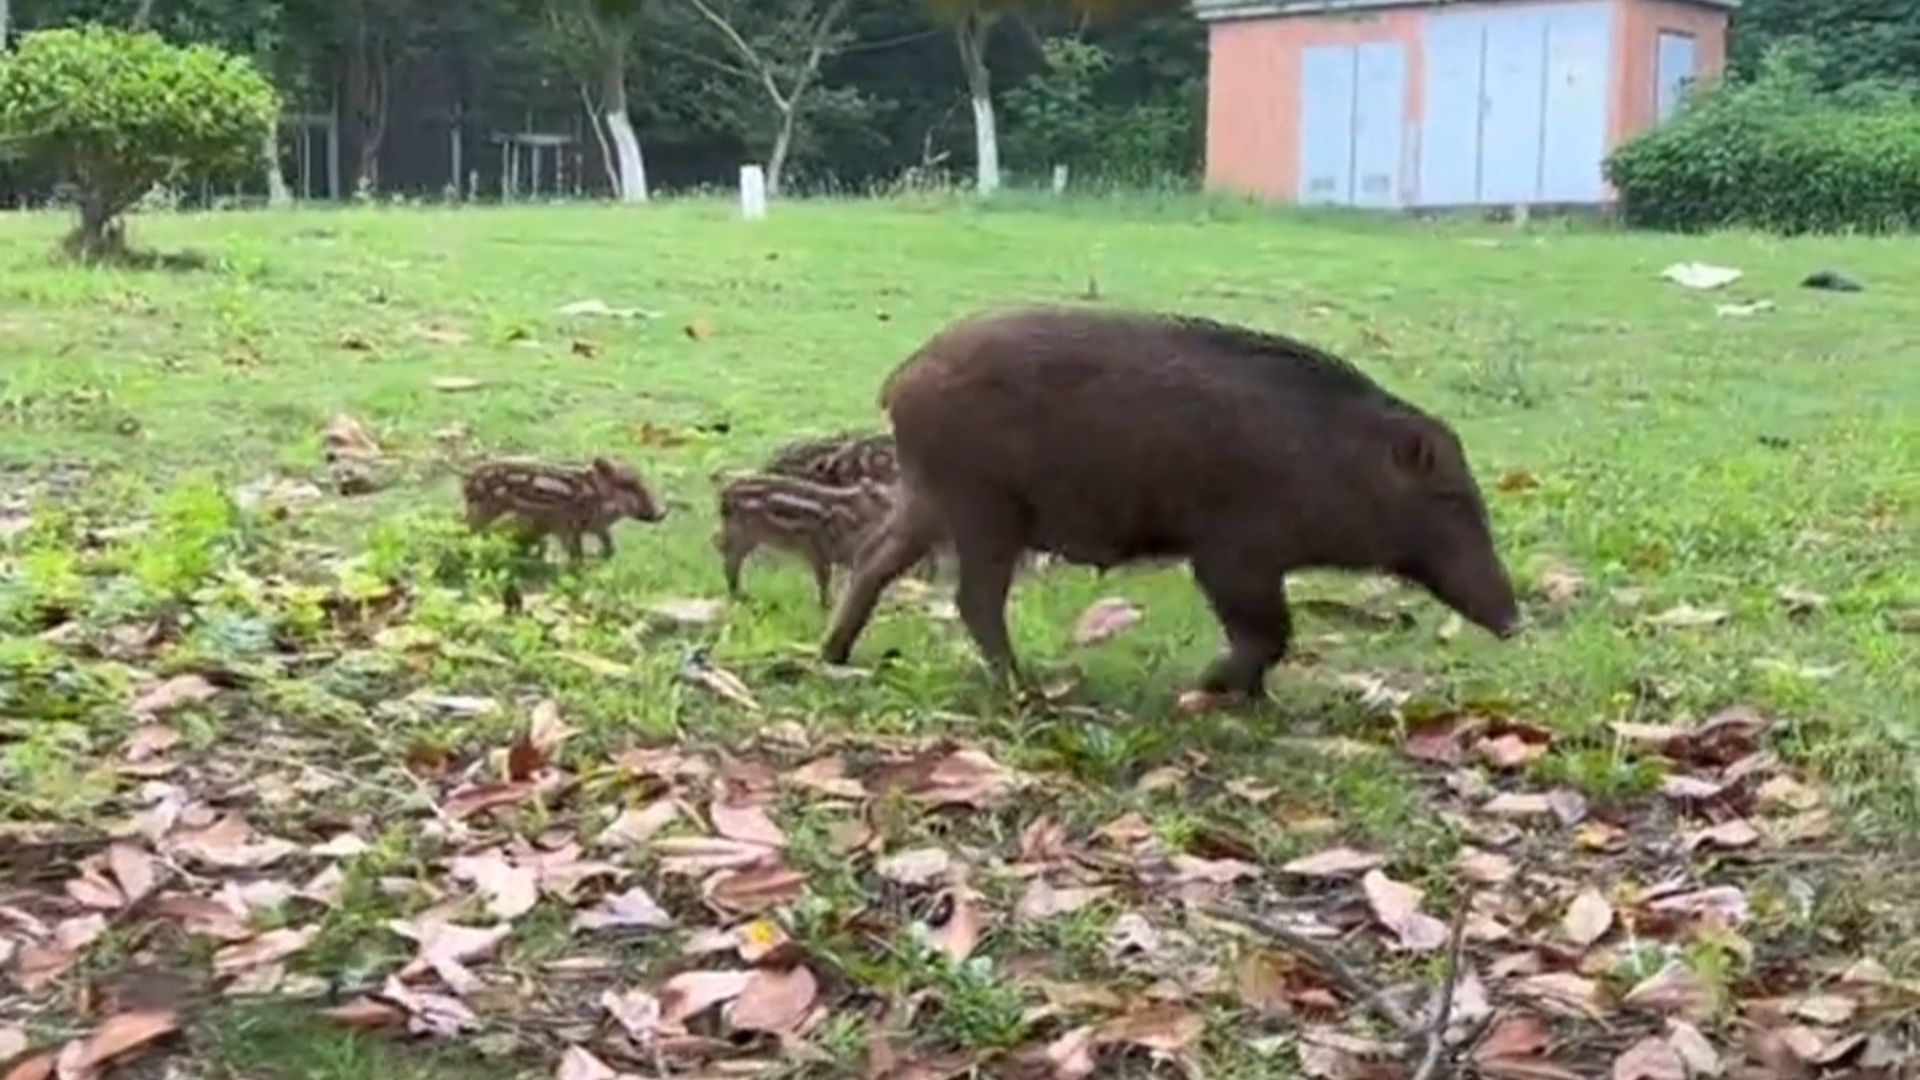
1539, 4, 1612, 202
1418, 12, 1484, 206
1656, 31, 1698, 121
1352, 42, 1407, 207
1299, 44, 1356, 203
1478, 6, 1548, 205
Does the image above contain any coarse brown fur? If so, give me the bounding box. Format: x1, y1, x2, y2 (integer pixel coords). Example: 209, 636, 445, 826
763, 430, 900, 487
824, 306, 1521, 696
713, 472, 896, 607
462, 456, 665, 561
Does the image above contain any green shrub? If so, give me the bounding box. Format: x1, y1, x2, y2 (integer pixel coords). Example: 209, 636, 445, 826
0, 25, 277, 260
1606, 50, 1920, 234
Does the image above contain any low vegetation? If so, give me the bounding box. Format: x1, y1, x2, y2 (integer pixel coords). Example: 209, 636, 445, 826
1608, 46, 1920, 234
0, 26, 278, 261
0, 199, 1916, 1078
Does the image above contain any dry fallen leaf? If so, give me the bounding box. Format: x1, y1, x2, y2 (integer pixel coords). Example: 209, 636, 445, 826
123, 725, 180, 763
724, 965, 817, 1034
929, 887, 983, 962
1043, 1026, 1098, 1080
1645, 604, 1730, 630
449, 850, 540, 921
702, 864, 807, 915
321, 997, 405, 1030
1014, 880, 1112, 923
1472, 1011, 1552, 1063
165, 815, 297, 870
1457, 848, 1516, 885
1562, 888, 1614, 948
1482, 793, 1555, 819
785, 756, 867, 799
1071, 597, 1142, 646
600, 988, 662, 1043
901, 748, 1016, 808
390, 918, 511, 995
213, 926, 318, 976
599, 801, 679, 848
654, 837, 775, 874
556, 1045, 620, 1080
0, 1027, 28, 1064
1684, 819, 1760, 852
573, 886, 674, 932
52, 1010, 179, 1078
1283, 847, 1385, 879
1511, 972, 1606, 1019
1093, 1003, 1203, 1052
658, 970, 751, 1025
1664, 1020, 1722, 1077
527, 699, 575, 755
710, 800, 785, 849
1612, 1035, 1687, 1080
878, 847, 953, 887
1363, 869, 1449, 952
130, 675, 218, 717
1622, 963, 1715, 1020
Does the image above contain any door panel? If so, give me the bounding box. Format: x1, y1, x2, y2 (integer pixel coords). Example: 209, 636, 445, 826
1418, 12, 1484, 206
1299, 44, 1356, 204
1540, 5, 1612, 202
1478, 6, 1548, 205
1352, 41, 1407, 207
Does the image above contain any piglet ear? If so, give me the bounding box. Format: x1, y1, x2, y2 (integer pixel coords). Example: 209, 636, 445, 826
1391, 425, 1438, 476
591, 457, 618, 477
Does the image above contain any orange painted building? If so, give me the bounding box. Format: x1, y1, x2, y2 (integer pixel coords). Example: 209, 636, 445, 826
1196, 0, 1733, 207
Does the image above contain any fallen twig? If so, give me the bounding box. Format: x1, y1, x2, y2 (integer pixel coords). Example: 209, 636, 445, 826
1199, 902, 1422, 1036
1412, 892, 1475, 1080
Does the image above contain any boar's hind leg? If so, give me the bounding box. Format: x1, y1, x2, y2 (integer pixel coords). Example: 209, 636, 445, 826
1191, 553, 1293, 698
821, 498, 939, 664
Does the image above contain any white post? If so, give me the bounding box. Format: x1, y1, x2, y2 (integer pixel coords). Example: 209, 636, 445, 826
739, 164, 767, 220
1052, 164, 1069, 195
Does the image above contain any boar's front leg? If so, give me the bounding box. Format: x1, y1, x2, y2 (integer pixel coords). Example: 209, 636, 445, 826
1190, 551, 1293, 698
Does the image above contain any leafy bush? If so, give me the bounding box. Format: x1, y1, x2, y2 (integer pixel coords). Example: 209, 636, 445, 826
0, 26, 277, 260
1606, 49, 1920, 233
1004, 37, 1201, 186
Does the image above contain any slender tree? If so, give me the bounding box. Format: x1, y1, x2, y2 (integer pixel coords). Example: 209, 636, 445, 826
677, 0, 858, 196
546, 0, 651, 201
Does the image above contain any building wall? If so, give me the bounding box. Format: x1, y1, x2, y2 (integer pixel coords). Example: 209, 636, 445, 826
1203, 0, 1729, 205
1205, 8, 1424, 201
1610, 0, 1728, 149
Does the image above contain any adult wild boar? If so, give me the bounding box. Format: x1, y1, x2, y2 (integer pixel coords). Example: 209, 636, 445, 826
820, 306, 1521, 698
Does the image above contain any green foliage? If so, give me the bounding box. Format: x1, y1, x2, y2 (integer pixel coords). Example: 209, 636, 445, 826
1729, 0, 1920, 91
0, 26, 277, 257
1605, 48, 1920, 233
1002, 32, 1200, 183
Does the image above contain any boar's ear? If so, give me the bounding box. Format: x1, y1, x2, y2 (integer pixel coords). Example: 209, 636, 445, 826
591, 457, 618, 477
1390, 423, 1439, 477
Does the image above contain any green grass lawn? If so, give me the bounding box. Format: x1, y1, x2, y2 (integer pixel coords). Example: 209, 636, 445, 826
2, 196, 1916, 1078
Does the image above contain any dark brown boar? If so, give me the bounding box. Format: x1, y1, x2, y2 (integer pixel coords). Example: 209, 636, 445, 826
713, 472, 895, 606
462, 457, 665, 561
820, 306, 1521, 698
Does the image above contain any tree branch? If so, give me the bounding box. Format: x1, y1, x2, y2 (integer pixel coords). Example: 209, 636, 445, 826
684, 0, 787, 110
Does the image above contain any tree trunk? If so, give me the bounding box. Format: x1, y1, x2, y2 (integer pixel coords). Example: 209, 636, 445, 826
956, 13, 1000, 195
130, 0, 156, 29
599, 49, 648, 203
264, 120, 291, 207
2, 0, 12, 50
767, 106, 797, 198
